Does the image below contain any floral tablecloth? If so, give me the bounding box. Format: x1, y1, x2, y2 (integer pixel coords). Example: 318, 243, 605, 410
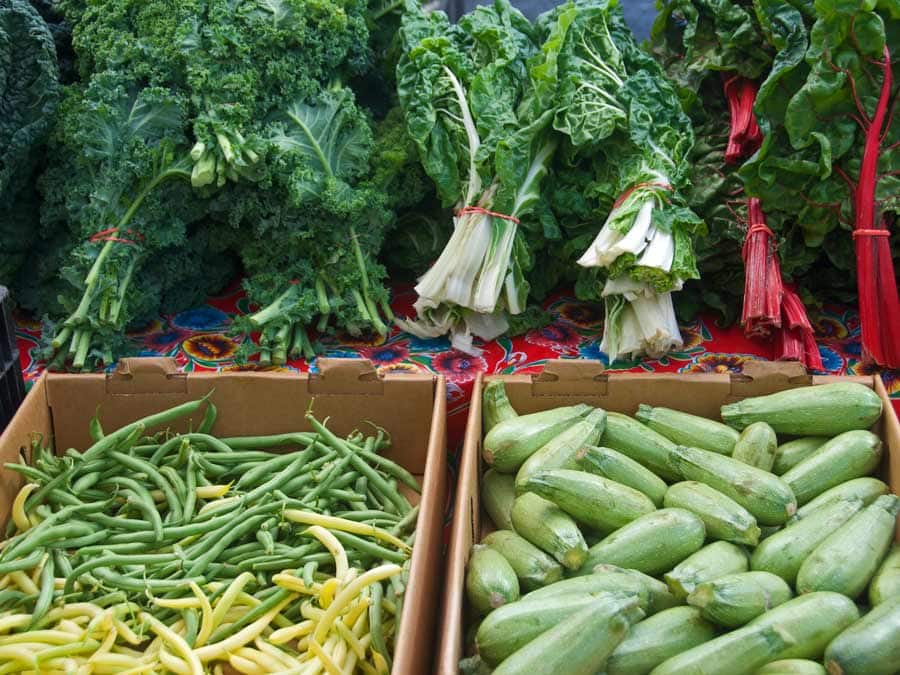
16, 283, 900, 450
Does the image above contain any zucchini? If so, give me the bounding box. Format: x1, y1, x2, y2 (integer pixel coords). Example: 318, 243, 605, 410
664, 541, 749, 600
720, 383, 882, 435
667, 445, 797, 525
601, 412, 681, 481
492, 594, 644, 675
483, 469, 517, 531
592, 564, 680, 614
792, 477, 888, 521
649, 623, 794, 675
796, 494, 900, 598
520, 469, 656, 533
460, 655, 493, 675
522, 569, 653, 612
823, 596, 900, 675
482, 530, 563, 591
750, 499, 863, 584
510, 493, 587, 570
780, 431, 883, 505
606, 606, 716, 675
755, 660, 826, 675
514, 409, 607, 489
483, 404, 593, 472
732, 422, 778, 472
580, 508, 706, 576
466, 545, 520, 614
475, 592, 620, 667
869, 544, 900, 606
664, 481, 761, 546
759, 525, 781, 541
483, 381, 518, 434
772, 437, 828, 476
747, 592, 860, 660
687, 571, 793, 628
635, 404, 739, 455
578, 445, 668, 506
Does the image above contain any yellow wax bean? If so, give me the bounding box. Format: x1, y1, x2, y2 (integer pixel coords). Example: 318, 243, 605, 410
9, 571, 38, 595
284, 510, 411, 552
0, 630, 79, 645
313, 565, 402, 644
319, 578, 339, 609
0, 614, 32, 633
113, 618, 141, 645
304, 526, 349, 580
302, 603, 325, 621
253, 636, 302, 669
228, 652, 265, 675
308, 638, 341, 675
159, 645, 191, 675
358, 660, 379, 675
269, 619, 315, 645
210, 572, 255, 631
189, 581, 215, 647
272, 573, 321, 596
192, 595, 294, 662
152, 597, 202, 610
342, 598, 370, 628
234, 646, 285, 672
139, 613, 202, 675
334, 621, 366, 661
197, 496, 240, 516
195, 484, 231, 499
12, 483, 38, 532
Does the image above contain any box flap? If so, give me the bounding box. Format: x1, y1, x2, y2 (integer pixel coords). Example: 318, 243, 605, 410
730, 360, 812, 398
308, 357, 383, 394
106, 357, 187, 394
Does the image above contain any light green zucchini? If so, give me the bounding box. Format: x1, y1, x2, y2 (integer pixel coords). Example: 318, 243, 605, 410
580, 508, 706, 576
483, 404, 593, 472
732, 422, 778, 472
466, 545, 520, 614
482, 469, 517, 531
664, 481, 761, 546
664, 541, 749, 600
510, 492, 587, 570
520, 469, 656, 533
719, 383, 882, 435
492, 594, 643, 675
459, 654, 493, 675
869, 544, 900, 606
796, 494, 900, 598
750, 499, 863, 584
482, 530, 563, 591
635, 404, 739, 455
600, 412, 681, 481
606, 606, 717, 675
780, 430, 883, 505
792, 477, 888, 521
522, 569, 653, 612
747, 592, 860, 660
649, 623, 794, 675
687, 571, 793, 628
755, 660, 825, 675
475, 591, 623, 667
667, 445, 797, 525
772, 437, 828, 476
578, 445, 668, 506
591, 564, 680, 614
482, 381, 518, 434
823, 596, 900, 675
514, 409, 607, 489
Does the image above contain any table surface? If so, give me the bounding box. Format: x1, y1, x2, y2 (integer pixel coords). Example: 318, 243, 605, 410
16, 282, 900, 450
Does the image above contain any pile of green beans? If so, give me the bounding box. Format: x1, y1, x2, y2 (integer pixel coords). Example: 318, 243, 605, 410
0, 396, 420, 634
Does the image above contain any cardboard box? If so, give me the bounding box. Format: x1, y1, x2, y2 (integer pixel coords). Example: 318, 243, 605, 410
0, 356, 448, 675
436, 359, 900, 674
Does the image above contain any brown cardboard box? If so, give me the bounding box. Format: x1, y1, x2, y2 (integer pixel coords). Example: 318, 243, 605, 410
0, 357, 448, 675
437, 359, 900, 674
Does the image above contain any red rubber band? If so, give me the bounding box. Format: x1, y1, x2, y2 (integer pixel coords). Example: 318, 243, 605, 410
89, 227, 145, 246
852, 228, 890, 238
747, 222, 774, 238
454, 205, 520, 224
612, 182, 673, 210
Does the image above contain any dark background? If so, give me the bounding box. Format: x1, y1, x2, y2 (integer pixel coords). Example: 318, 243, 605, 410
445, 0, 658, 39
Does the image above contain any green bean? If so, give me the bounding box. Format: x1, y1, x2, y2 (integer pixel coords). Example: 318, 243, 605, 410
86, 513, 153, 533
193, 453, 229, 478
28, 555, 55, 630
91, 566, 205, 593
2, 511, 102, 562
236, 446, 315, 490
77, 541, 152, 556
243, 452, 314, 504
302, 453, 355, 504
53, 549, 73, 578
72, 471, 101, 494
184, 513, 271, 578
182, 608, 200, 647
367, 484, 399, 515
65, 552, 183, 595
328, 471, 361, 491
110, 451, 183, 523
45, 530, 108, 549
0, 590, 28, 611
82, 397, 212, 462
354, 476, 368, 498
390, 504, 420, 536
0, 549, 44, 575
330, 531, 408, 563
307, 414, 410, 514
302, 561, 318, 587
220, 432, 317, 451
369, 581, 391, 670
197, 401, 217, 435
335, 509, 401, 522
182, 455, 198, 523
4, 463, 51, 484
352, 445, 421, 493
23, 464, 79, 512
101, 476, 163, 541
206, 588, 292, 643
149, 432, 233, 465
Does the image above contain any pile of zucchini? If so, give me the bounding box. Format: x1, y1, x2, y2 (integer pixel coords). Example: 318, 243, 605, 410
463, 381, 899, 675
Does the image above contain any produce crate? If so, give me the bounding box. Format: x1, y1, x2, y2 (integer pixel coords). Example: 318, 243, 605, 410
0, 356, 448, 675
0, 286, 25, 432
436, 360, 900, 674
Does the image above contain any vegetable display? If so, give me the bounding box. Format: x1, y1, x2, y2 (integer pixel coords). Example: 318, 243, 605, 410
461, 380, 895, 674
0, 397, 420, 672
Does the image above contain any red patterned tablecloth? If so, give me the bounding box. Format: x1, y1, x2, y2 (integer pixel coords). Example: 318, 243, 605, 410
16, 283, 900, 450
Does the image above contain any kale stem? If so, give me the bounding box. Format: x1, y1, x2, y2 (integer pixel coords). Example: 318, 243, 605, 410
248, 286, 294, 327
68, 328, 81, 357
73, 330, 92, 369
352, 289, 372, 323
51, 327, 71, 350
272, 324, 290, 365
289, 323, 306, 359
316, 312, 330, 333
315, 277, 330, 315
